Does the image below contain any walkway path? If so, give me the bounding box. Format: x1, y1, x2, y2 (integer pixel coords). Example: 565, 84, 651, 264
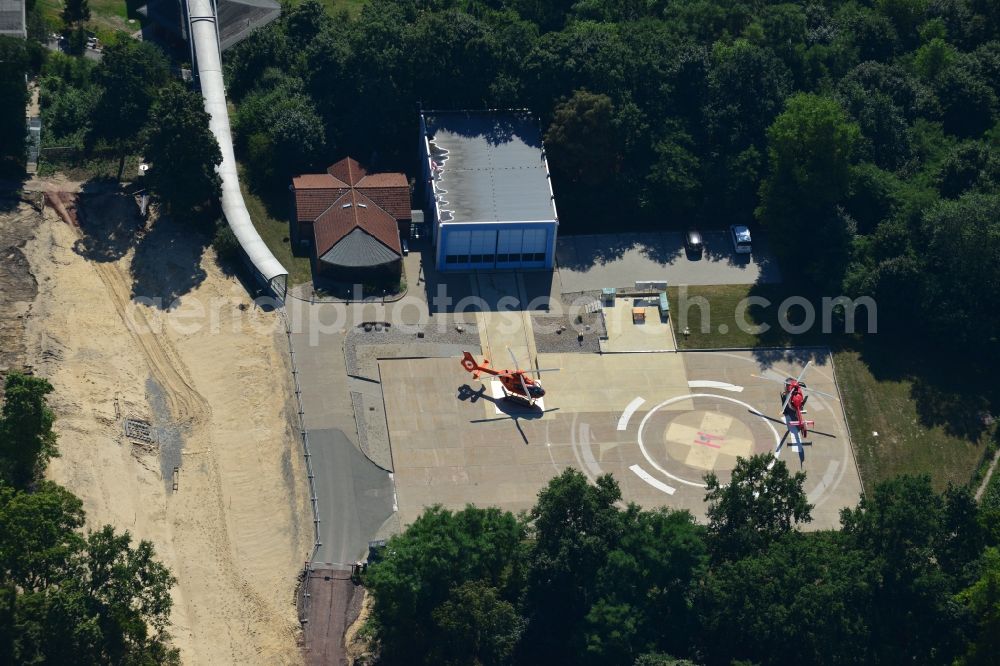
975, 446, 1000, 502
285, 300, 394, 568
475, 272, 538, 368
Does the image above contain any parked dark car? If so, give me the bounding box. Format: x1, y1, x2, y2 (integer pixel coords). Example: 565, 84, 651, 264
684, 229, 704, 256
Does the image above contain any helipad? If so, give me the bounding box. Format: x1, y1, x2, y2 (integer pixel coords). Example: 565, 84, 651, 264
379, 350, 862, 528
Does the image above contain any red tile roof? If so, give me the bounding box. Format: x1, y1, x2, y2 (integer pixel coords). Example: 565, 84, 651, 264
356, 172, 407, 188
293, 173, 349, 189
313, 190, 402, 258
293, 156, 410, 224
292, 186, 349, 222
356, 185, 411, 221
327, 157, 367, 186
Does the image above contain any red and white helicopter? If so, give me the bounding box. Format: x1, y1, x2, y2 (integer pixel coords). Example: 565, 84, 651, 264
460, 348, 558, 407
459, 348, 559, 444
748, 361, 838, 466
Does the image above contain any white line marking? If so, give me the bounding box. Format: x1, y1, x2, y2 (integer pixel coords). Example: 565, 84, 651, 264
617, 397, 646, 430
687, 380, 744, 392
578, 424, 603, 477
638, 394, 783, 488
629, 465, 676, 495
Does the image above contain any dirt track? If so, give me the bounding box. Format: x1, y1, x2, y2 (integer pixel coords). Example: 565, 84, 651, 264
0, 198, 40, 388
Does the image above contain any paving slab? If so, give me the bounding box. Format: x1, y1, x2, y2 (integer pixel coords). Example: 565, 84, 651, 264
379, 350, 861, 529
600, 296, 676, 352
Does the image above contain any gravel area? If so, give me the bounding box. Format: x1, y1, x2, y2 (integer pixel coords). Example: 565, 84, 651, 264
531, 311, 606, 353
345, 317, 481, 376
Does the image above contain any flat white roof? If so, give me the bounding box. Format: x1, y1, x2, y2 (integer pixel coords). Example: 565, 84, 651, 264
422, 110, 557, 225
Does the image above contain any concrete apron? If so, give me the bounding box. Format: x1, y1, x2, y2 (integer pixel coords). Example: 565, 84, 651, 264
473, 272, 539, 370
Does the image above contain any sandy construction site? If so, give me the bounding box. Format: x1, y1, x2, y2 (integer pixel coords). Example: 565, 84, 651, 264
1, 192, 311, 664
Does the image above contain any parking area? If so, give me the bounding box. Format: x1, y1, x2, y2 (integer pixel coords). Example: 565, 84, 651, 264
379, 350, 861, 529
556, 231, 782, 293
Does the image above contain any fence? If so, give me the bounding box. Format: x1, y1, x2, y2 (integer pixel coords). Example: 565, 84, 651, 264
277, 309, 323, 564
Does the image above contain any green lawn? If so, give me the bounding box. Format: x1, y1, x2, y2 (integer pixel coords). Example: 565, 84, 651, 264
667, 284, 844, 350
39, 0, 144, 43
240, 182, 313, 287
666, 283, 991, 492
834, 351, 989, 492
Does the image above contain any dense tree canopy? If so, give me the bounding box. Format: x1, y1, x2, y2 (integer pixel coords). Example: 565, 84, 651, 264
0, 37, 29, 177
0, 373, 57, 489
366, 461, 997, 665
703, 455, 811, 561
0, 376, 179, 663
90, 40, 170, 180
144, 83, 222, 215
221, 0, 1000, 369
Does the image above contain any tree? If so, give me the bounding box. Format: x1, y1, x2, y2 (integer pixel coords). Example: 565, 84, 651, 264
583, 507, 707, 664
757, 93, 860, 288
919, 193, 1000, 353
876, 0, 929, 39
956, 547, 1000, 665
60, 0, 90, 25
431, 580, 524, 666
696, 531, 875, 665
0, 372, 58, 489
936, 61, 999, 138
232, 75, 325, 187
144, 83, 222, 216
90, 40, 170, 180
914, 37, 957, 79
838, 83, 912, 170
645, 122, 702, 217
840, 475, 969, 663
703, 40, 792, 152
703, 454, 812, 562
935, 141, 998, 198
0, 37, 29, 177
0, 481, 83, 590
545, 89, 620, 187
0, 482, 178, 664
365, 506, 526, 664
633, 654, 699, 666
521, 470, 624, 662
225, 25, 291, 102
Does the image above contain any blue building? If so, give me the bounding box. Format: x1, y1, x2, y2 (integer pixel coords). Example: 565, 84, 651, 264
419, 109, 558, 272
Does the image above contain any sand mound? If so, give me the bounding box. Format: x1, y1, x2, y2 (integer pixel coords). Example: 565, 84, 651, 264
22, 197, 311, 664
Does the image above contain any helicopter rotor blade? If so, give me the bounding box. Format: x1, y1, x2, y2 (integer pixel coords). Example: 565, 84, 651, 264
807, 428, 837, 438
751, 374, 789, 386
507, 346, 522, 370
521, 367, 561, 375
795, 361, 812, 384
748, 408, 786, 426
780, 386, 795, 415
518, 372, 531, 398
798, 386, 839, 400
774, 429, 790, 456
469, 406, 560, 424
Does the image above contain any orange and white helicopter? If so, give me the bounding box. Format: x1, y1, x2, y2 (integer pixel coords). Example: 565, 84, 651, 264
460, 349, 557, 407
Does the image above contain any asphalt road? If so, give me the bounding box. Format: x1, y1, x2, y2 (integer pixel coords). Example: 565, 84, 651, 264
556, 231, 782, 293
308, 428, 394, 567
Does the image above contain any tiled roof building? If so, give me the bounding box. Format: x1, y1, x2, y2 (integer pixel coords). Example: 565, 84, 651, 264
291, 157, 410, 278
